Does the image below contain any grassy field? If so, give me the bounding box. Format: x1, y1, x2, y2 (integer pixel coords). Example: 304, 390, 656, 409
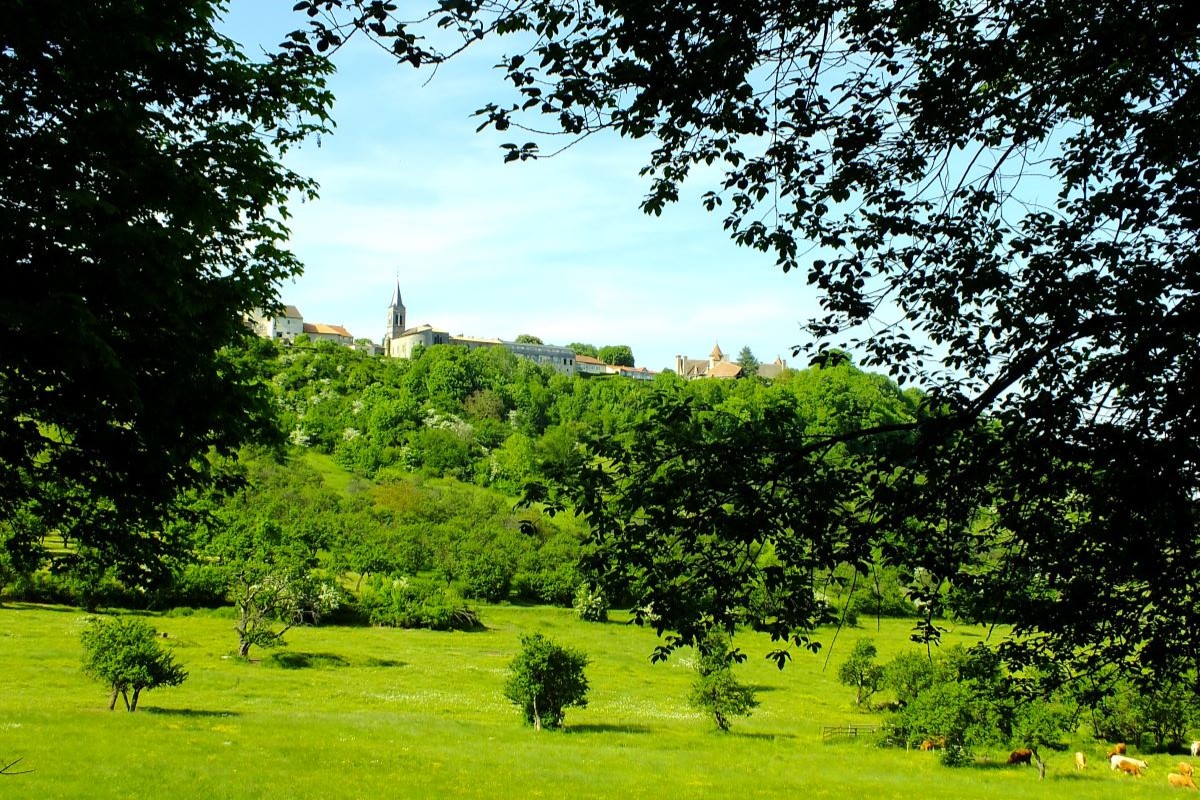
0, 603, 1182, 799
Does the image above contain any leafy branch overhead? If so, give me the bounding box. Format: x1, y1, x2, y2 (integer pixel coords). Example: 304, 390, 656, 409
284, 1, 1200, 680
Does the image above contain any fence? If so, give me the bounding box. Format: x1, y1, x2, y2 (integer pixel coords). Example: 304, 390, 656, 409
821, 724, 880, 742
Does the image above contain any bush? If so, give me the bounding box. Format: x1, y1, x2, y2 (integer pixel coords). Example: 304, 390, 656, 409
459, 551, 513, 602
941, 743, 973, 767
149, 563, 229, 610
572, 584, 608, 622
10, 565, 134, 610
80, 617, 187, 711
512, 565, 580, 606
504, 632, 589, 730
360, 576, 480, 630
849, 585, 918, 618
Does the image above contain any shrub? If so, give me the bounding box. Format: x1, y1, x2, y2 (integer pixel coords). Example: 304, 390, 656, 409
360, 576, 480, 630
512, 564, 580, 606
80, 617, 187, 711
149, 563, 229, 610
849, 585, 918, 618
459, 551, 513, 602
572, 584, 608, 622
504, 632, 589, 730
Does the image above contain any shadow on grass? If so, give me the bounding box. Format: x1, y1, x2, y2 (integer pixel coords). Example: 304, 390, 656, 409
566, 724, 653, 735
749, 685, 780, 693
4, 602, 85, 614
969, 761, 1033, 772
263, 651, 351, 670
142, 707, 241, 718
732, 731, 798, 741
362, 657, 406, 668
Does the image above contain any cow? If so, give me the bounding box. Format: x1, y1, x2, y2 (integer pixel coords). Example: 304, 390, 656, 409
1112, 755, 1149, 771
1180, 763, 1196, 778
1075, 751, 1087, 770
1192, 742, 1200, 759
919, 740, 935, 751
1118, 761, 1143, 778
1168, 772, 1199, 790
1107, 742, 1128, 759
1008, 748, 1033, 766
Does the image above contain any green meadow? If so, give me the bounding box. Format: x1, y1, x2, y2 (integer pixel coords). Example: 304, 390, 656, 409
0, 603, 1179, 799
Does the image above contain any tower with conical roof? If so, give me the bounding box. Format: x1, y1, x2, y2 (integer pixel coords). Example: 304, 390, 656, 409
383, 278, 406, 356
709, 342, 725, 369
386, 278, 406, 339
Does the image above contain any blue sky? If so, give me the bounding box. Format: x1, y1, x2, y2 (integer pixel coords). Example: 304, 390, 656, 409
219, 3, 826, 372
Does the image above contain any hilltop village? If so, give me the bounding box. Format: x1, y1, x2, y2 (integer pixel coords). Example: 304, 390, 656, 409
248, 280, 788, 380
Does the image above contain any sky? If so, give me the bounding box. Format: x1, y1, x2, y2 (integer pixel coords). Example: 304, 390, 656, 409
218, 3, 827, 372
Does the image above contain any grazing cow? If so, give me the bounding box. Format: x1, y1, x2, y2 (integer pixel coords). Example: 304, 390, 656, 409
919, 740, 934, 751
1192, 742, 1200, 758
1107, 742, 1128, 759
1075, 751, 1087, 770
1180, 763, 1195, 778
1008, 748, 1033, 766
1118, 761, 1143, 778
1112, 755, 1149, 771
1168, 772, 1198, 790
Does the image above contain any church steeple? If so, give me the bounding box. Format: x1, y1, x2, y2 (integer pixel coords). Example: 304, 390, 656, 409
386, 277, 406, 339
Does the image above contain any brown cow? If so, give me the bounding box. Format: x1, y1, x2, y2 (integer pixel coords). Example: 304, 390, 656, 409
1008, 748, 1033, 766
1118, 761, 1143, 778
1075, 751, 1087, 770
1107, 742, 1128, 759
1168, 772, 1198, 790
919, 740, 934, 751
1181, 763, 1196, 778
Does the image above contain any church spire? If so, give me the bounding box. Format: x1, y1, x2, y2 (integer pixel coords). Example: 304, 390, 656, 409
385, 275, 406, 342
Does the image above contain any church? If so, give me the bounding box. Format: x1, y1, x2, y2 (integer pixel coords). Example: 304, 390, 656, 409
381, 280, 578, 375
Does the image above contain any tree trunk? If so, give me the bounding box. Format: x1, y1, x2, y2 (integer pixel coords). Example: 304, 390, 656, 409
533, 697, 541, 731
1032, 747, 1046, 780
120, 688, 131, 711
108, 687, 120, 711
238, 638, 252, 658
130, 687, 141, 712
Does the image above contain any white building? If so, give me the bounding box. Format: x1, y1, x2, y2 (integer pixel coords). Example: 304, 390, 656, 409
248, 304, 305, 343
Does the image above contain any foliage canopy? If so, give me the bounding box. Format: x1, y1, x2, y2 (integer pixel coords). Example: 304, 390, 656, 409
1, 1, 332, 578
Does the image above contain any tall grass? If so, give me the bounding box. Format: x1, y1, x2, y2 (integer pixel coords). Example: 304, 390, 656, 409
0, 603, 1175, 799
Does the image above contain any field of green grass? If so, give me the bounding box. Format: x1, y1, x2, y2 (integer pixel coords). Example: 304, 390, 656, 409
0, 603, 1182, 799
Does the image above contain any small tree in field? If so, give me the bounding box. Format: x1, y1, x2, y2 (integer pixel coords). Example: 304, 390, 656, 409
80, 617, 186, 712
688, 631, 759, 731
1011, 699, 1071, 780
838, 638, 885, 708
504, 633, 589, 730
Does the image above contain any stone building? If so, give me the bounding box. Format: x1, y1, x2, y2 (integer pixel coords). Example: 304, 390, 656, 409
382, 280, 577, 375
302, 322, 353, 346
248, 305, 356, 347
674, 342, 787, 379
